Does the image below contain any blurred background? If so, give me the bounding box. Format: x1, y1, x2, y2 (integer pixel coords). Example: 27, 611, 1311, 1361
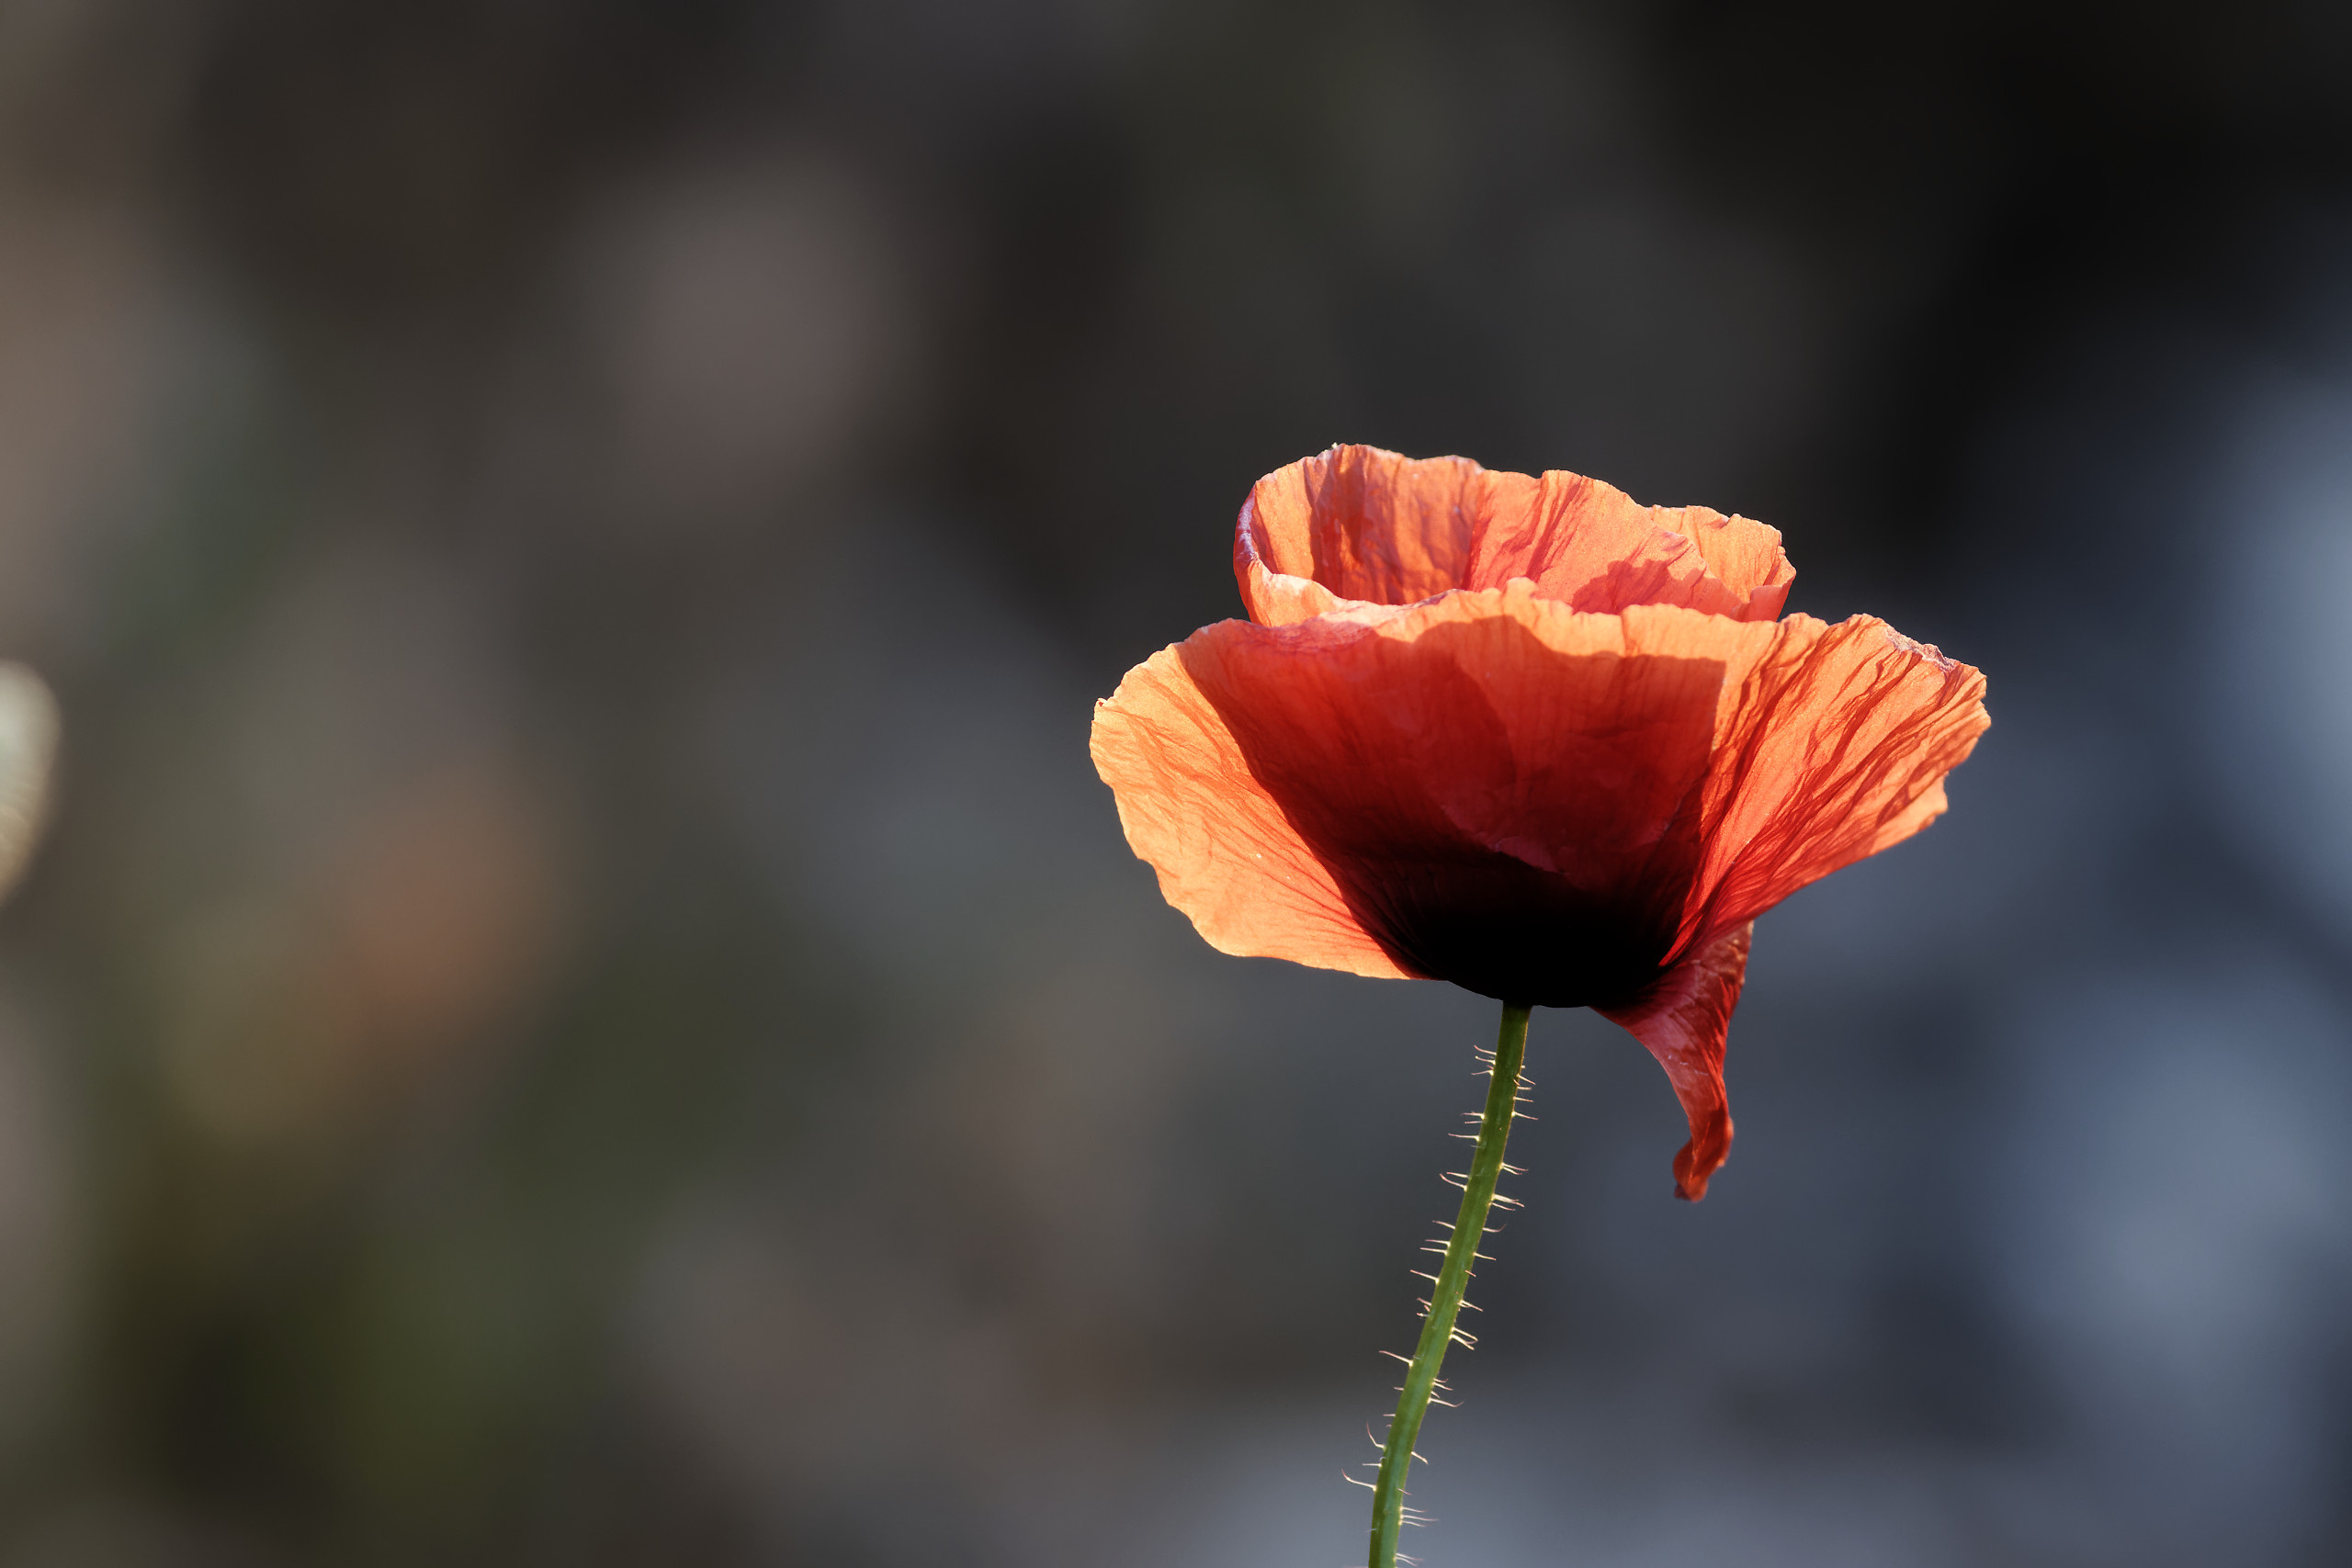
0, 1, 2348, 1563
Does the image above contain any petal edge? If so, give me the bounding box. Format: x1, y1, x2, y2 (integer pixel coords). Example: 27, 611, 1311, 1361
1596, 921, 1752, 1201
1091, 642, 1410, 979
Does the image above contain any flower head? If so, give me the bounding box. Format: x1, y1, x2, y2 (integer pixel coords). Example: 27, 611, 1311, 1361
1092, 446, 1987, 1199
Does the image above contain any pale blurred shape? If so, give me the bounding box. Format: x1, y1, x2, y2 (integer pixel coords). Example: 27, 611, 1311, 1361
328, 757, 569, 1060
135, 540, 570, 1146
2201, 367, 2352, 935
0, 197, 169, 649
159, 755, 567, 1147
578, 151, 916, 528
0, 663, 57, 903
1993, 964, 2352, 1561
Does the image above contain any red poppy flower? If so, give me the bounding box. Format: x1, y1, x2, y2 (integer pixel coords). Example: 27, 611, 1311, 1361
1091, 446, 1988, 1200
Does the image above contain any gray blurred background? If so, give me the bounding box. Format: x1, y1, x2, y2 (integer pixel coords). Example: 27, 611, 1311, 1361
0, 2, 2349, 1563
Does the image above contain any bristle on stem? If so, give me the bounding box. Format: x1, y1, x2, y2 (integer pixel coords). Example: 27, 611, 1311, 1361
1362, 1001, 1532, 1568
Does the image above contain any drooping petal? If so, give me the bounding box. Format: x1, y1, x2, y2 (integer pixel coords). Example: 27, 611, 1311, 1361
1090, 645, 1408, 979
1168, 586, 1754, 1006
1596, 921, 1752, 1201
1659, 610, 1991, 958
1236, 445, 1793, 626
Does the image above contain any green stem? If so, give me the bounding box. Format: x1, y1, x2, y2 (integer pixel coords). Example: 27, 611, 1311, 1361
1366, 1000, 1532, 1568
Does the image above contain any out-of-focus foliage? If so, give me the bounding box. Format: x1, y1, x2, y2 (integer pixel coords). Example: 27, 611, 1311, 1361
0, 2, 2349, 1563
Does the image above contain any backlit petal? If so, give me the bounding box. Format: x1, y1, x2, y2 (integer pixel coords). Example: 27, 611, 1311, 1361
1169, 586, 1751, 1005
1236, 445, 1792, 626
1665, 611, 1991, 957
1091, 645, 1408, 979
1596, 922, 1752, 1201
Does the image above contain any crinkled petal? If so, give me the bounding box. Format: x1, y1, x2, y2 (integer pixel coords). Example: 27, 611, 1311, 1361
1597, 921, 1752, 1201
1090, 645, 1408, 978
1657, 608, 1991, 957
1463, 472, 1792, 621
1162, 585, 1758, 1005
1236, 447, 1483, 623
1236, 445, 1792, 626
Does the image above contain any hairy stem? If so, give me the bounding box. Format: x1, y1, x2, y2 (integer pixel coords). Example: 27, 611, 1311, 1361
1365, 1000, 1532, 1568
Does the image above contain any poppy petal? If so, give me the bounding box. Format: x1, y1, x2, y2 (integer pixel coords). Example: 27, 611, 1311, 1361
1596, 920, 1753, 1201
1237, 447, 1485, 623
1091, 645, 1410, 979
1236, 445, 1793, 626
1668, 611, 1991, 957
1165, 586, 1750, 1006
